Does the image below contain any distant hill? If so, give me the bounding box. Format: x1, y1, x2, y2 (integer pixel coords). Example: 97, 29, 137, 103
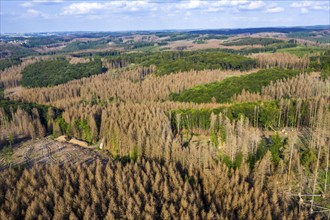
189, 26, 329, 35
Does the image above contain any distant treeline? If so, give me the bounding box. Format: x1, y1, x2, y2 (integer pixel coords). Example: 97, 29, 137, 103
0, 44, 39, 71
287, 31, 330, 44
0, 44, 38, 59
71, 51, 121, 58
61, 39, 111, 52
189, 27, 327, 35
23, 37, 70, 48
222, 37, 284, 46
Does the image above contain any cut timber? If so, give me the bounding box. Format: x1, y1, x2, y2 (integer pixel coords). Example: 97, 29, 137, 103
55, 135, 68, 142
69, 138, 88, 147
99, 138, 105, 149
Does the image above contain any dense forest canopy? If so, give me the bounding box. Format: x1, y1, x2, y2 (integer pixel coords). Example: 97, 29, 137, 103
0, 44, 38, 70
21, 58, 105, 87
0, 58, 21, 71
170, 98, 327, 131
170, 69, 301, 103
107, 51, 257, 75
0, 159, 311, 220
0, 44, 38, 59
61, 39, 111, 52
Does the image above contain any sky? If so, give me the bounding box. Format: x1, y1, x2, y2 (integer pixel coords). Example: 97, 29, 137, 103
0, 0, 329, 33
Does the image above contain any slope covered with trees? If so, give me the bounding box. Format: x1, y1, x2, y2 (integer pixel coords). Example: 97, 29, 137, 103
0, 88, 62, 145
170, 69, 300, 103
222, 37, 284, 46
106, 51, 257, 75
21, 58, 104, 87
61, 39, 111, 52
0, 159, 311, 220
320, 49, 330, 79
0, 58, 21, 71
170, 99, 323, 130
0, 43, 38, 70
0, 44, 38, 59
250, 53, 309, 70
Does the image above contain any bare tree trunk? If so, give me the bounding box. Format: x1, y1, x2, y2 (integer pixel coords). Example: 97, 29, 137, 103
311, 133, 321, 213
325, 140, 329, 193
287, 131, 297, 183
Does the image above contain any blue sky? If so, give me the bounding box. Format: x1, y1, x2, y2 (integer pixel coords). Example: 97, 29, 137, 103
1, 0, 329, 33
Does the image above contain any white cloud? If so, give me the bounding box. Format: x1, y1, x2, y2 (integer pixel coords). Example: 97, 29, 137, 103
291, 0, 329, 11
311, 5, 329, 10
62, 2, 103, 15
20, 0, 63, 8
175, 0, 258, 12
186, 0, 203, 9
205, 7, 225, 13
24, 9, 49, 18
239, 1, 265, 10
215, 0, 249, 7
62, 1, 155, 15
60, 0, 284, 16
265, 7, 284, 13
301, 8, 309, 14
27, 9, 41, 15
20, 2, 33, 8
33, 0, 63, 3
175, 0, 205, 10
291, 1, 314, 8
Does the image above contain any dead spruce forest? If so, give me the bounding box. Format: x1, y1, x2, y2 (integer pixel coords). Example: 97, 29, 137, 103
0, 27, 330, 219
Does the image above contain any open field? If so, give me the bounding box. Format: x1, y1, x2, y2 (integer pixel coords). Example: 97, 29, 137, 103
0, 137, 104, 170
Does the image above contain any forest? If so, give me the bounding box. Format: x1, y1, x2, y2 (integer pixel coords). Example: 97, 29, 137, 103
222, 37, 284, 46
0, 58, 21, 71
106, 51, 257, 75
0, 44, 38, 59
61, 39, 112, 52
170, 69, 301, 103
287, 31, 330, 44
21, 58, 104, 87
0, 87, 62, 148
0, 44, 39, 71
0, 28, 329, 219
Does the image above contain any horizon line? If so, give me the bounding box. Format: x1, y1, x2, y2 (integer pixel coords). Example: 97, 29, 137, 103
1, 24, 329, 35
